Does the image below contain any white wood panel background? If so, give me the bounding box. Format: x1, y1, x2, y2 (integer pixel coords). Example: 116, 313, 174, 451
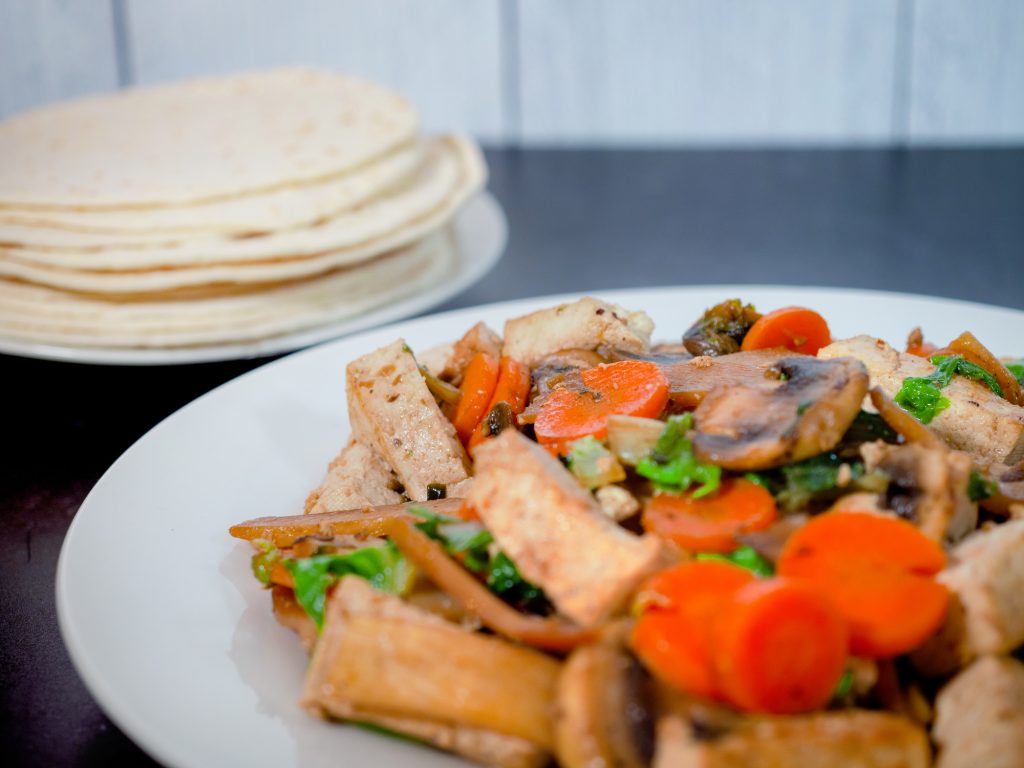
0, 0, 119, 118
0, 0, 1021, 146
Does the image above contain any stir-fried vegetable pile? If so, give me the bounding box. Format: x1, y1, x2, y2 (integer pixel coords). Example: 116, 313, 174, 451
229, 296, 1024, 768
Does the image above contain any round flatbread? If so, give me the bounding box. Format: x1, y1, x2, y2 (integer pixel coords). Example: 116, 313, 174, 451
0, 67, 417, 209
0, 228, 456, 348
0, 141, 423, 236
0, 136, 484, 292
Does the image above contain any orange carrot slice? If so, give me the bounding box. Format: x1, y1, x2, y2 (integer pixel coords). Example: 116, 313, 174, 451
777, 511, 948, 658
642, 478, 777, 553
630, 561, 755, 699
450, 352, 500, 443
713, 578, 848, 714
740, 307, 831, 355
534, 360, 669, 454
467, 356, 532, 450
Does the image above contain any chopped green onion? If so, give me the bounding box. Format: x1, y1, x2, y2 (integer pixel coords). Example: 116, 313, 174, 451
967, 470, 998, 502
695, 545, 774, 577
567, 436, 626, 489
636, 413, 721, 498
931, 355, 1003, 397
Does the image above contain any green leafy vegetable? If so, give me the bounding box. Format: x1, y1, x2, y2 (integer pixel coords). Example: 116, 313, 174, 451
895, 354, 1004, 424
567, 436, 626, 489
486, 552, 548, 613
967, 470, 998, 502
773, 452, 885, 513
352, 721, 428, 745
743, 472, 773, 491
285, 543, 414, 631
832, 669, 855, 700
636, 414, 722, 498
250, 539, 281, 585
932, 355, 1003, 397
894, 377, 951, 424
696, 545, 774, 577
408, 507, 550, 614
841, 410, 900, 447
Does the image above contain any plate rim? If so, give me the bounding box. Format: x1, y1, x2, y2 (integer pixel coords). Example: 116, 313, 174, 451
0, 191, 507, 366
56, 283, 1024, 767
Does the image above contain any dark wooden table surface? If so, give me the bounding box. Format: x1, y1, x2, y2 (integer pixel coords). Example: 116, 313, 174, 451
2, 148, 1022, 766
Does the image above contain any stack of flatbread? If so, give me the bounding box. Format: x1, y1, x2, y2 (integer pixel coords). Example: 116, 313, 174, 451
0, 68, 487, 349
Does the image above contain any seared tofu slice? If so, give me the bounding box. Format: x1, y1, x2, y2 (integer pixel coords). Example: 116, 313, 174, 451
819, 336, 1024, 466
503, 297, 654, 367
440, 321, 503, 384
301, 577, 555, 768
346, 339, 470, 501
304, 439, 401, 514
912, 520, 1024, 676
469, 430, 664, 627
933, 655, 1024, 768
654, 709, 930, 768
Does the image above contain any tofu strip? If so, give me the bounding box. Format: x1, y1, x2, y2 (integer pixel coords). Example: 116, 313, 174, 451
819, 336, 1024, 465
502, 297, 654, 367
346, 338, 470, 500
304, 439, 401, 514
912, 519, 1024, 676
302, 578, 559, 753
469, 430, 663, 627
933, 656, 1024, 768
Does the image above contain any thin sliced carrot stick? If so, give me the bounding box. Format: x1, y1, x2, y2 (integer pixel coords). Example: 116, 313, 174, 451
228, 498, 464, 547
467, 356, 532, 450
383, 518, 594, 652
450, 352, 500, 443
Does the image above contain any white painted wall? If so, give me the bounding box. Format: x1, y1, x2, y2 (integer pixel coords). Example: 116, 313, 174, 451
0, 0, 1021, 145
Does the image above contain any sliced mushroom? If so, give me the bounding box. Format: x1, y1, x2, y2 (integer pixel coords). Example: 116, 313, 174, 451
860, 441, 977, 543
609, 348, 789, 411
692, 356, 869, 471
519, 348, 608, 425
735, 514, 808, 564
554, 623, 655, 768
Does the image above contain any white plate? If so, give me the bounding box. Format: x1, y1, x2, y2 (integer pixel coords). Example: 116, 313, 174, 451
0, 192, 506, 366
57, 286, 1024, 768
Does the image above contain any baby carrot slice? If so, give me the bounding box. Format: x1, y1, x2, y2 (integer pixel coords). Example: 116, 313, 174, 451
713, 578, 848, 714
467, 356, 532, 450
740, 306, 831, 355
642, 478, 777, 553
534, 360, 669, 453
450, 352, 500, 443
630, 561, 755, 699
777, 511, 948, 658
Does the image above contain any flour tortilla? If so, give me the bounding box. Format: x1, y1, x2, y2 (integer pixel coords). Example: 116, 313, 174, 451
0, 141, 423, 236
0, 229, 456, 348
0, 136, 484, 290
0, 68, 417, 209
0, 135, 458, 249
